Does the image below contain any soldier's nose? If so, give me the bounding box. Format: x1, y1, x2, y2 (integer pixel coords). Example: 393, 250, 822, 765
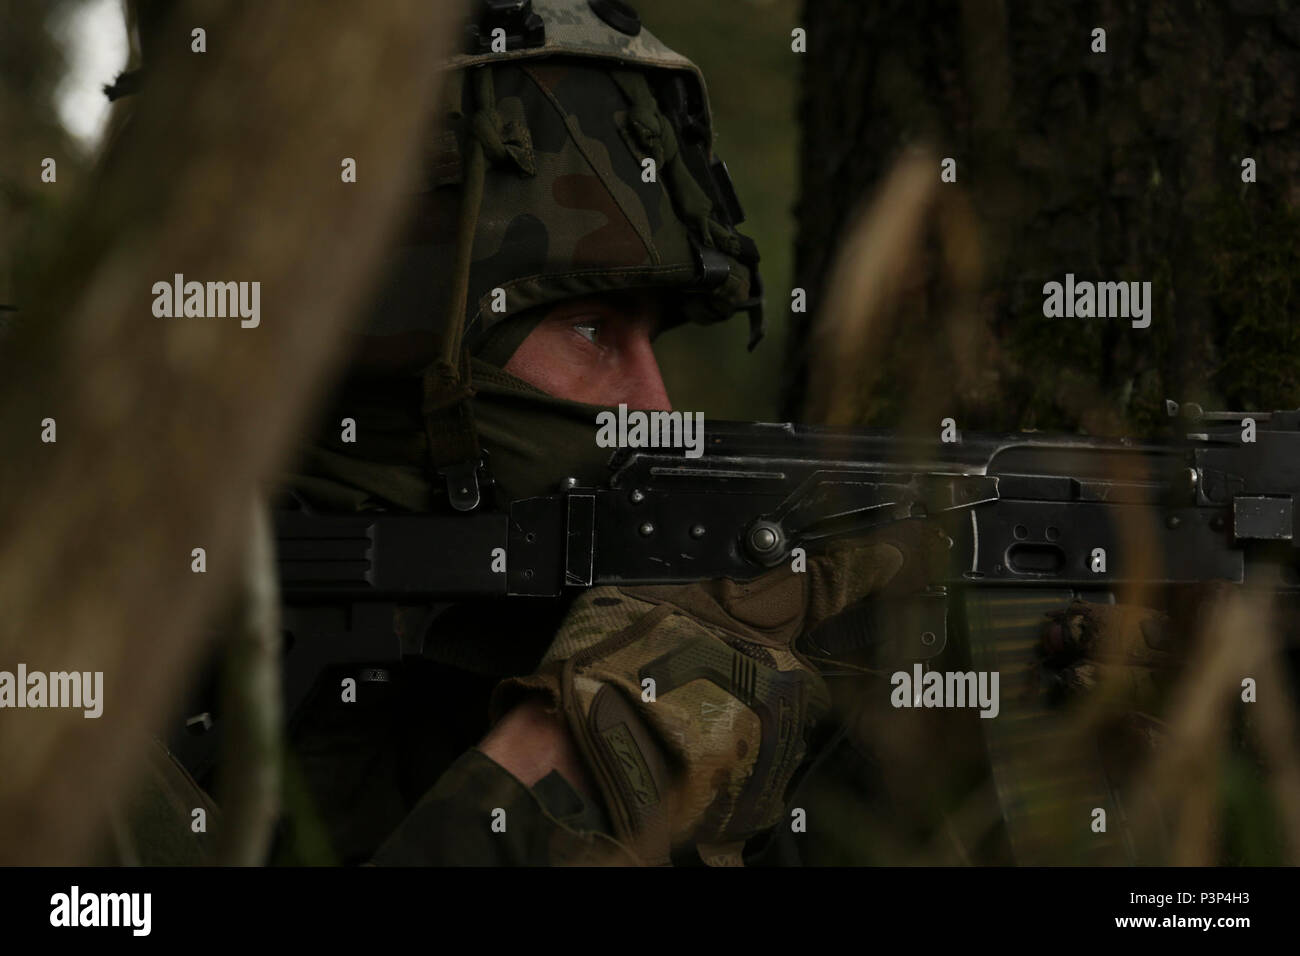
623, 331, 672, 412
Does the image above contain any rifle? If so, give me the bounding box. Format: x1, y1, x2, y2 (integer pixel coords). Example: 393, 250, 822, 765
270, 405, 1300, 705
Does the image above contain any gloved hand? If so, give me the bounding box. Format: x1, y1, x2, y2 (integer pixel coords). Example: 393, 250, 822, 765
491, 519, 950, 866
1037, 600, 1176, 708
1033, 585, 1228, 750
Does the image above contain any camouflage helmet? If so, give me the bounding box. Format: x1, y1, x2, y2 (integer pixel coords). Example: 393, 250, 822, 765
353, 0, 765, 375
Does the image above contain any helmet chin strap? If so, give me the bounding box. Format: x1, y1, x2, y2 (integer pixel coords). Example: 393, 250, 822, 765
422, 67, 496, 513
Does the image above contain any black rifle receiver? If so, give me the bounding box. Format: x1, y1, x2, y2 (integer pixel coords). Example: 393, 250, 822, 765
277, 412, 1300, 598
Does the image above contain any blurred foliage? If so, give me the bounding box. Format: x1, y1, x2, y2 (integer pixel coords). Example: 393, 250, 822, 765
646, 0, 800, 421
0, 0, 462, 864
0, 0, 92, 306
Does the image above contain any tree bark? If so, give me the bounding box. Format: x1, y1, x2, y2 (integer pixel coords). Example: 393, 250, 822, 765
791, 0, 1300, 435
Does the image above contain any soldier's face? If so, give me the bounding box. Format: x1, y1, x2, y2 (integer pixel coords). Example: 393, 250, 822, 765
504, 291, 672, 410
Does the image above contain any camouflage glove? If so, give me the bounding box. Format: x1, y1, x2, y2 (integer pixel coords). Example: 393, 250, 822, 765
492, 520, 950, 866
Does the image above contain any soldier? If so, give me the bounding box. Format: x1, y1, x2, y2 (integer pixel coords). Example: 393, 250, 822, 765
267, 0, 951, 867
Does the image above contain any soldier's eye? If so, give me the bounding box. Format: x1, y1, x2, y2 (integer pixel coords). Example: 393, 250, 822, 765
573, 320, 601, 345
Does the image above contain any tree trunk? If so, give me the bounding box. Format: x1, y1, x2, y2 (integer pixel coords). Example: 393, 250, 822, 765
791, 0, 1300, 435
